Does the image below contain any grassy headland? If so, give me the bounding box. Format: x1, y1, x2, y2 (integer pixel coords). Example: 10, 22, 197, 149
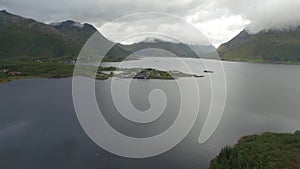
0, 59, 74, 83
209, 131, 300, 169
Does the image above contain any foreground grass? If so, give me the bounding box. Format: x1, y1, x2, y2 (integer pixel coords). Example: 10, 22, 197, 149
209, 131, 300, 169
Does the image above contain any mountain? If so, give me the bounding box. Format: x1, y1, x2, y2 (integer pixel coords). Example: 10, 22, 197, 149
120, 38, 216, 59
0, 10, 128, 60
217, 28, 300, 63
0, 10, 215, 61
0, 10, 92, 59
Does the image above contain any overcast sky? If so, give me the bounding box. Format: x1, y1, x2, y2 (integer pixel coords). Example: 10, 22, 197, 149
1, 0, 300, 47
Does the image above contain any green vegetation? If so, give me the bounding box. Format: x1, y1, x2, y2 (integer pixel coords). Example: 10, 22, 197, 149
96, 71, 114, 80
115, 68, 203, 80
0, 59, 116, 83
149, 69, 174, 79
0, 58, 203, 83
0, 11, 91, 59
0, 60, 74, 83
209, 131, 300, 169
218, 29, 300, 64
0, 10, 205, 83
0, 10, 128, 62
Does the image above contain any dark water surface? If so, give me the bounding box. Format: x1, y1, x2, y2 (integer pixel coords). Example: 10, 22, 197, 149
1, 59, 300, 169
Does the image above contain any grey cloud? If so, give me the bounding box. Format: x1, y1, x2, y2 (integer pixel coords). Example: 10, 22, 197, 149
213, 0, 300, 33
100, 13, 210, 45
0, 0, 300, 45
0, 0, 201, 25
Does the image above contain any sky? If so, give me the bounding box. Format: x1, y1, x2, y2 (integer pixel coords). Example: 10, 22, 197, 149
1, 0, 300, 47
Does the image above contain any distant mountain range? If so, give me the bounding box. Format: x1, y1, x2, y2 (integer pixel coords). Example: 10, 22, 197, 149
118, 38, 216, 59
1, 10, 300, 63
217, 28, 300, 63
0, 10, 216, 61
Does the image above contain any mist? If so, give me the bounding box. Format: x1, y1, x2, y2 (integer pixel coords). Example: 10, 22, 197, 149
214, 0, 300, 33
1, 0, 300, 45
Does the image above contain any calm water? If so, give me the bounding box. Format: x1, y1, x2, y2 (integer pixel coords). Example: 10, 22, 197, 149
1, 58, 300, 169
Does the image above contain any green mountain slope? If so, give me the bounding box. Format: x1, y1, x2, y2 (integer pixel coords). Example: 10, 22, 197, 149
0, 10, 94, 59
217, 28, 300, 63
0, 10, 129, 60
0, 10, 215, 62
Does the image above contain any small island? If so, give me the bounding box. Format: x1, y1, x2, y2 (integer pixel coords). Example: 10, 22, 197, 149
96, 67, 204, 80
209, 131, 300, 169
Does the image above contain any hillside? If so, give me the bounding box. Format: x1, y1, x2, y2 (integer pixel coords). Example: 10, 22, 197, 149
217, 28, 300, 63
209, 131, 300, 169
0, 10, 128, 61
119, 38, 216, 59
0, 10, 92, 59
0, 10, 217, 62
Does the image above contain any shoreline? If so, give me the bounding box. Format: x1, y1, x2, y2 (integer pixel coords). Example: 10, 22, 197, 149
1, 58, 300, 85
221, 58, 300, 66
0, 75, 73, 84
0, 69, 203, 84
209, 131, 300, 169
